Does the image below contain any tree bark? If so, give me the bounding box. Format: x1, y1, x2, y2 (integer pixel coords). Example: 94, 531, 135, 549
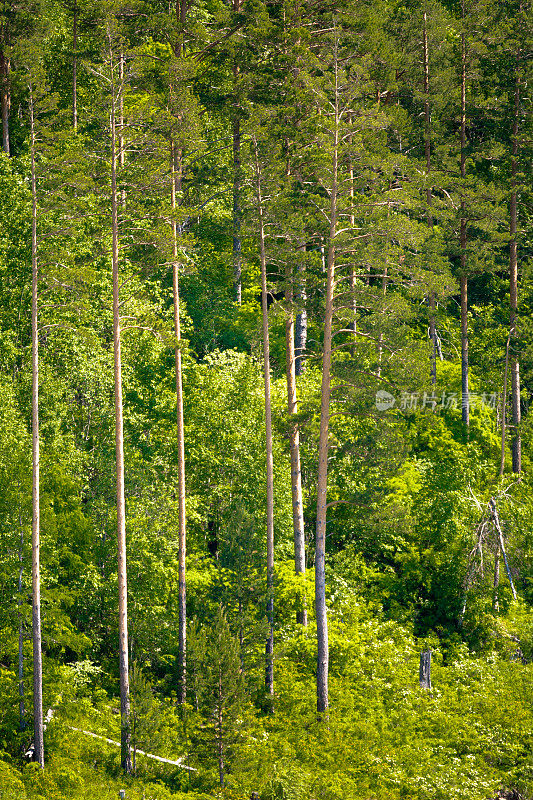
171, 140, 187, 705
110, 39, 132, 773
315, 59, 339, 715
29, 85, 44, 768
232, 0, 242, 304
285, 263, 307, 626
490, 498, 517, 601
493, 545, 500, 613
0, 10, 10, 158
419, 649, 431, 689
509, 55, 521, 474
499, 328, 512, 477
176, 0, 187, 57
73, 0, 78, 132
0, 45, 9, 155
348, 112, 356, 346
253, 139, 275, 701
460, 20, 469, 428
376, 213, 389, 379
294, 272, 307, 376
171, 14, 188, 698
423, 10, 437, 385
460, 273, 468, 427
18, 516, 25, 733
232, 116, 242, 303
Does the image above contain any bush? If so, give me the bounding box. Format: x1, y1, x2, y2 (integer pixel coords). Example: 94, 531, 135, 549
0, 760, 27, 800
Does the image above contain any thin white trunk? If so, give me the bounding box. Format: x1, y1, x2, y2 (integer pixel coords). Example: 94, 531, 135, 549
29, 84, 44, 768
490, 498, 517, 601
460, 17, 469, 428
171, 140, 187, 705
315, 56, 339, 714
348, 112, 356, 345
253, 139, 274, 699
110, 37, 131, 773
232, 0, 242, 304
73, 0, 78, 132
18, 512, 25, 732
285, 264, 307, 626
510, 55, 521, 474
423, 10, 437, 385
0, 44, 9, 155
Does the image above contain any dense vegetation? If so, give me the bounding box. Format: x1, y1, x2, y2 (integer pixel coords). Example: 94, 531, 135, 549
0, 0, 532, 796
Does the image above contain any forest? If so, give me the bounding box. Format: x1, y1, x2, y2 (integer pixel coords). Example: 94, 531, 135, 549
0, 0, 532, 797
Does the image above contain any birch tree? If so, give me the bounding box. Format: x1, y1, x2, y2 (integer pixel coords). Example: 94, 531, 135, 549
252, 137, 275, 701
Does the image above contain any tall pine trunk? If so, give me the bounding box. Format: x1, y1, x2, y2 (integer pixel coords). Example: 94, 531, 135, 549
232, 119, 242, 303
509, 54, 521, 474
29, 85, 44, 768
460, 22, 469, 428
348, 112, 356, 345
171, 140, 187, 705
170, 2, 188, 699
294, 269, 307, 375
18, 512, 25, 733
0, 34, 9, 155
110, 40, 132, 773
423, 10, 437, 385
315, 59, 339, 715
72, 0, 78, 132
376, 265, 388, 378
232, 0, 242, 304
285, 264, 307, 626
253, 140, 275, 700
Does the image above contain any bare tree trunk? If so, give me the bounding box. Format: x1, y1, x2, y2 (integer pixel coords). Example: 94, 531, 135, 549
29, 85, 44, 769
509, 56, 521, 475
348, 113, 356, 345
118, 52, 126, 208
0, 11, 10, 158
18, 509, 25, 733
419, 650, 431, 689
497, 328, 511, 608
460, 19, 469, 428
460, 273, 468, 426
232, 0, 242, 304
232, 118, 242, 303
376, 218, 389, 379
499, 329, 512, 476
285, 265, 307, 626
490, 498, 517, 601
253, 140, 275, 701
315, 59, 339, 715
171, 140, 187, 705
0, 43, 9, 155
294, 269, 307, 376
110, 40, 131, 773
176, 0, 187, 55
73, 0, 78, 132
170, 16, 188, 698
423, 9, 437, 385
493, 545, 500, 613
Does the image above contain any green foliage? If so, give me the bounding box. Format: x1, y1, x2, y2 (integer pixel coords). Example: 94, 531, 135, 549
0, 0, 531, 796
0, 760, 27, 800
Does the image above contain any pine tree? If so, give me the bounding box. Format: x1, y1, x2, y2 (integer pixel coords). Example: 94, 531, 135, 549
29, 80, 43, 769
252, 136, 275, 703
